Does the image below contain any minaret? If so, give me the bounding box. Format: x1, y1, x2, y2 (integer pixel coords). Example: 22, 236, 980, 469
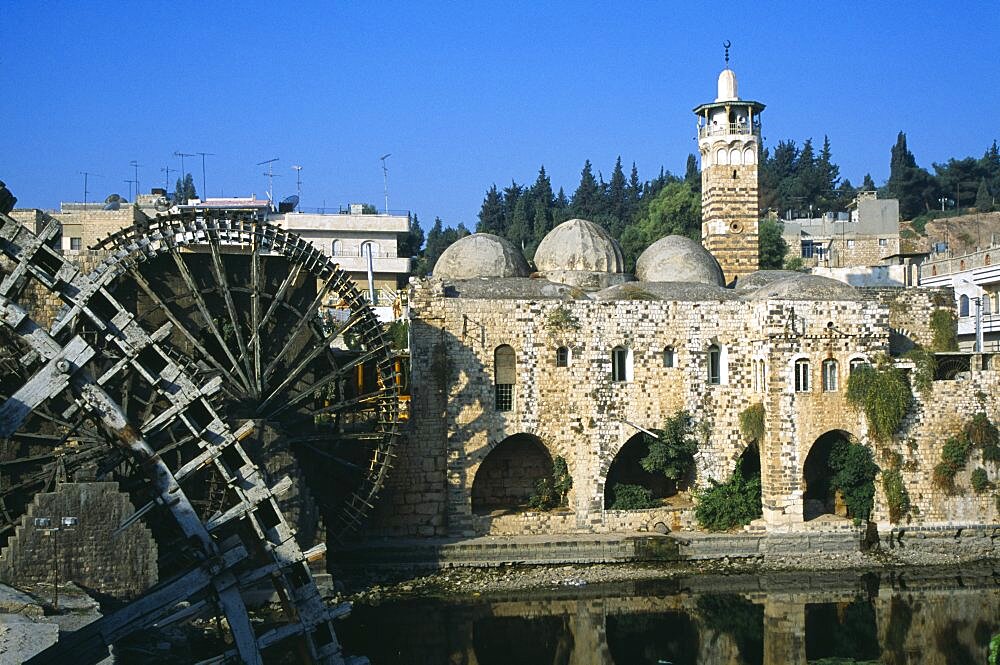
693, 44, 765, 286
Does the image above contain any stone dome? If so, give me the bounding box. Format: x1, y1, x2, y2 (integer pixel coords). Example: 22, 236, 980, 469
635, 235, 725, 286
432, 233, 530, 280
534, 219, 625, 273
743, 273, 860, 301
717, 68, 738, 101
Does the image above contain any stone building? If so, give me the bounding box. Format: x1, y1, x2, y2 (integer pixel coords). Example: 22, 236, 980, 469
367, 63, 1000, 540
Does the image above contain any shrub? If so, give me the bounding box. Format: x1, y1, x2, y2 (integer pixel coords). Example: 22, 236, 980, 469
929, 309, 958, 352
739, 403, 765, 442
528, 456, 573, 510
552, 456, 572, 505
387, 320, 409, 350
971, 467, 990, 494
966, 412, 999, 447
845, 361, 913, 442
527, 478, 557, 510
881, 468, 910, 523
694, 469, 762, 531
641, 410, 698, 483
545, 305, 579, 333
933, 435, 972, 492
903, 348, 936, 395
609, 483, 657, 510
829, 439, 879, 521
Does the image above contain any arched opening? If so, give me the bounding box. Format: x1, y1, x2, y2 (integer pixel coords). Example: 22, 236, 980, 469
802, 430, 876, 521
738, 442, 762, 480
607, 612, 700, 665
794, 358, 810, 392
471, 434, 553, 515
360, 240, 380, 258
604, 433, 676, 509
707, 344, 721, 385
960, 294, 970, 317
555, 346, 570, 367
611, 346, 632, 382
662, 345, 675, 368
494, 345, 515, 411
822, 358, 839, 392
473, 615, 568, 665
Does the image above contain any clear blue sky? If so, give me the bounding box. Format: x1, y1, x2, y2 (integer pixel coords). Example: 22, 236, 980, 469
3, 1, 998, 231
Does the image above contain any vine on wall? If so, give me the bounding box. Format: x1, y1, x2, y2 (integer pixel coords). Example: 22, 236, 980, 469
846, 359, 913, 442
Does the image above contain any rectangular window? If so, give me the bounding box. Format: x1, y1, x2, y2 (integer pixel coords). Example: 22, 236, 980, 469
708, 346, 721, 385
794, 360, 810, 392
846, 239, 855, 249
70, 237, 82, 251
879, 238, 888, 247
495, 384, 513, 412
612, 347, 629, 382
822, 360, 838, 392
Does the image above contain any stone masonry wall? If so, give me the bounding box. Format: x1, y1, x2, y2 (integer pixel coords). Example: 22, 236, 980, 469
0, 483, 158, 600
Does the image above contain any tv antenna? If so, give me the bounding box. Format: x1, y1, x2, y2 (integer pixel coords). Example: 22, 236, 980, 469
124, 178, 138, 202
380, 153, 391, 214
257, 158, 280, 203
195, 152, 214, 199
161, 165, 175, 191
129, 160, 142, 197
292, 165, 303, 202
78, 171, 102, 208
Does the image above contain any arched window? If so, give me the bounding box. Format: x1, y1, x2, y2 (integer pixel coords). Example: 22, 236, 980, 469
361, 240, 380, 258
753, 359, 767, 392
556, 346, 570, 367
708, 344, 721, 385
960, 294, 970, 317
794, 359, 810, 392
960, 260, 966, 271
986, 255, 992, 266
849, 358, 868, 375
984, 295, 992, 316
822, 359, 839, 392
494, 345, 516, 411
612, 346, 632, 382
331, 239, 343, 256
662, 346, 675, 368
932, 266, 938, 276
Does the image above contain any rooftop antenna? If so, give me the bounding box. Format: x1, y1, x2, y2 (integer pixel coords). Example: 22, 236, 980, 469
161, 165, 175, 191
129, 160, 141, 196
380, 153, 391, 214
257, 158, 280, 203
124, 178, 138, 202
195, 152, 215, 199
79, 171, 102, 208
723, 40, 731, 66
292, 165, 303, 202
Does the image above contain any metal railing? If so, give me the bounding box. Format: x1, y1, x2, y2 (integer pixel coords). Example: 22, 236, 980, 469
698, 123, 761, 138
330, 248, 401, 259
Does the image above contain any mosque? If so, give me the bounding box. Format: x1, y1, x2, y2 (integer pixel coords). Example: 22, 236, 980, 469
367, 61, 1000, 539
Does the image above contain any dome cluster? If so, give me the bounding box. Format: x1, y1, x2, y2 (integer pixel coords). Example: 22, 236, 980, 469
429, 218, 859, 302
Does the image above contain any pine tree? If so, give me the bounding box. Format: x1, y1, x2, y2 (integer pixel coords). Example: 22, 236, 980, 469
423, 217, 447, 273
684, 153, 700, 194
975, 179, 992, 211
477, 185, 505, 235
530, 166, 554, 245
571, 160, 600, 219
607, 157, 628, 236
862, 174, 877, 191
173, 173, 197, 204
399, 213, 425, 258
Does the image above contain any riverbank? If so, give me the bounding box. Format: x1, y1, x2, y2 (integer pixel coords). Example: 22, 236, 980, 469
337, 537, 997, 604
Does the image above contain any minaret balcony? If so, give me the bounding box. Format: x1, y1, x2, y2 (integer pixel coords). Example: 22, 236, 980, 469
698, 122, 761, 139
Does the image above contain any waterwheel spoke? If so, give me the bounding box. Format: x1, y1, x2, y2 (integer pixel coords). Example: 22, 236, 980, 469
249, 232, 263, 395
261, 272, 337, 384
169, 250, 253, 392
126, 265, 246, 393
206, 229, 254, 396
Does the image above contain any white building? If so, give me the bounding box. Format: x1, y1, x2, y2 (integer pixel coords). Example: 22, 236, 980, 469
920, 245, 1000, 351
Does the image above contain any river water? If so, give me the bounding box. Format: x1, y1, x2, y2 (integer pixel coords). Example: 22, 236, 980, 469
336, 565, 1000, 665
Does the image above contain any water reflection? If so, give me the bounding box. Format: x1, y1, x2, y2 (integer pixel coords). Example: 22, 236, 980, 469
338, 567, 1000, 665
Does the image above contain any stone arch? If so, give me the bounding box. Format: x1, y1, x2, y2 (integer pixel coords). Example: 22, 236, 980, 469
743, 147, 756, 165
729, 147, 743, 165
471, 433, 554, 515
802, 429, 859, 521
716, 148, 729, 165
602, 431, 676, 509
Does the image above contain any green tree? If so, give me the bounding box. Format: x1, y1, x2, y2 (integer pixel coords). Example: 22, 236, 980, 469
172, 173, 197, 204
976, 179, 993, 211
887, 132, 939, 219
758, 219, 787, 269
530, 166, 554, 246
640, 410, 698, 484
607, 156, 628, 237
477, 185, 505, 235
619, 180, 700, 269
934, 156, 983, 211
862, 173, 877, 191
684, 153, 701, 194
571, 159, 601, 219
399, 213, 425, 258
